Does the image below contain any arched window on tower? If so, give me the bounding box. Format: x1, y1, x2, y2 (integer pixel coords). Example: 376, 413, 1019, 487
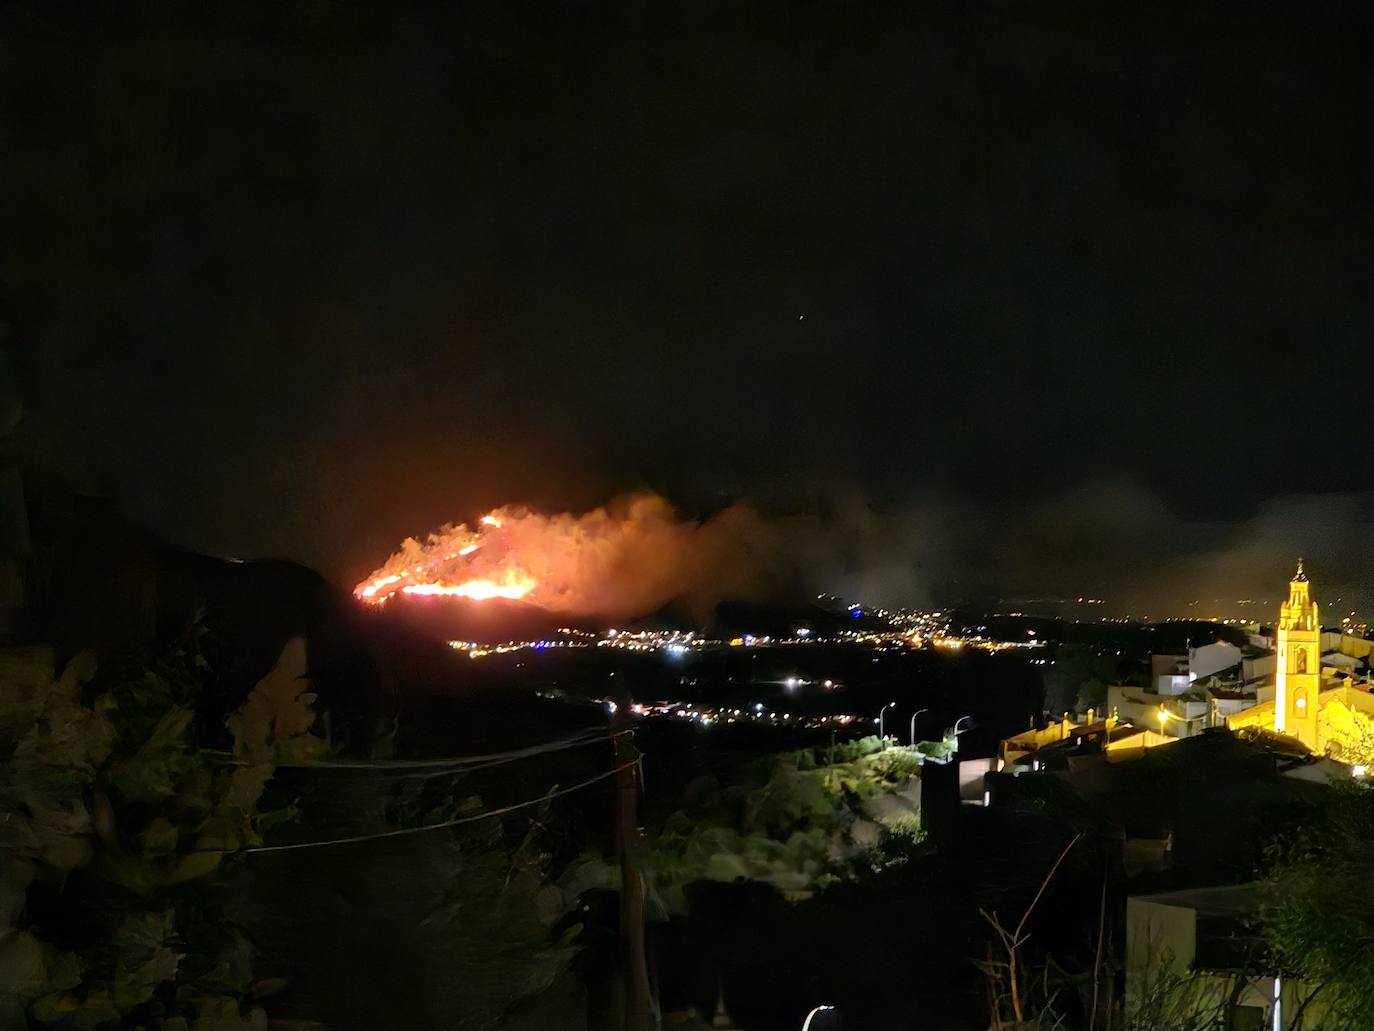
1295, 649, 1307, 674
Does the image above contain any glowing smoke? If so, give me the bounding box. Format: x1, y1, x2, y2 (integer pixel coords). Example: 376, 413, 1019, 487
355, 481, 1374, 625
355, 493, 782, 621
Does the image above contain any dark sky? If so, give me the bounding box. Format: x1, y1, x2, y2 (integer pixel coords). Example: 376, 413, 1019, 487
4, 3, 1374, 609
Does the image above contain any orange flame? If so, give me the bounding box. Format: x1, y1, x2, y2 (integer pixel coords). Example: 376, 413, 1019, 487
356, 493, 771, 621
355, 509, 535, 606
399, 574, 536, 601
359, 573, 404, 599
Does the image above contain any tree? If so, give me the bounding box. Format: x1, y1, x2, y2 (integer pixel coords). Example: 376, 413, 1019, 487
1, 631, 588, 1030
1260, 784, 1374, 1028
0, 631, 304, 1029
979, 834, 1083, 1029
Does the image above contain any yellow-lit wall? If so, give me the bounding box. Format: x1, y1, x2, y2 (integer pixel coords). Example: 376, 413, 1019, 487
1126, 898, 1195, 974
1226, 699, 1275, 733
1000, 720, 1074, 764
1103, 729, 1176, 762
1329, 632, 1374, 662
1226, 687, 1374, 763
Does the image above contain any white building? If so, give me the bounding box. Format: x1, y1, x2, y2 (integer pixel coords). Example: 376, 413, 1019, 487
1188, 640, 1243, 680
1127, 885, 1322, 1029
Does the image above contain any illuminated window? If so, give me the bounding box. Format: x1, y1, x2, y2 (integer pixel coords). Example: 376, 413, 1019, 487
1295, 694, 1307, 711
1295, 649, 1307, 674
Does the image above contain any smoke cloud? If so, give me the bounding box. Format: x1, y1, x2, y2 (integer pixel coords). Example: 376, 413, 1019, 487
355, 483, 1374, 627
355, 493, 791, 623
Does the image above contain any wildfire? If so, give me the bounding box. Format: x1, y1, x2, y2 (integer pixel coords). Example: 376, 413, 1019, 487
354, 509, 537, 606
354, 492, 772, 621
395, 575, 536, 601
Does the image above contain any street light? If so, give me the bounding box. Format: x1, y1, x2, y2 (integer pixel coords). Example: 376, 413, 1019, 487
801, 1004, 835, 1031
950, 715, 973, 754
879, 701, 897, 748
910, 707, 929, 746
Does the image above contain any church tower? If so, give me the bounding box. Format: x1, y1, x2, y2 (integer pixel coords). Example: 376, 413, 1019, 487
1276, 559, 1322, 750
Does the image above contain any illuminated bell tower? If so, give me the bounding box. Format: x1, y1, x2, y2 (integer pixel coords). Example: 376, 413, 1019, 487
1275, 559, 1321, 751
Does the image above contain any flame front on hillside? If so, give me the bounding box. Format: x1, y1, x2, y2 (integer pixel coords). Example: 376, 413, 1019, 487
355, 511, 537, 605
354, 493, 781, 621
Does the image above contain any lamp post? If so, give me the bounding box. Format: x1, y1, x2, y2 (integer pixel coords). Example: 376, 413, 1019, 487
1158, 706, 1205, 739
879, 701, 897, 748
910, 707, 929, 747
801, 1005, 835, 1031
951, 714, 973, 754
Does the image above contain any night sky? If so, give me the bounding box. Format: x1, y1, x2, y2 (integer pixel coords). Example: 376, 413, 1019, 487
4, 3, 1374, 611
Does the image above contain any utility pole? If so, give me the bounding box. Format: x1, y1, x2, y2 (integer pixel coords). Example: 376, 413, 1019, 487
611, 694, 654, 1031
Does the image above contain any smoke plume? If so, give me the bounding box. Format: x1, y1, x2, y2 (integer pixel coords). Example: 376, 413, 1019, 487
355, 493, 788, 623
356, 482, 1374, 627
